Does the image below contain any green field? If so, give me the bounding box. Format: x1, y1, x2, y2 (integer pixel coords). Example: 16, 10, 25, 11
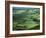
13, 7, 40, 31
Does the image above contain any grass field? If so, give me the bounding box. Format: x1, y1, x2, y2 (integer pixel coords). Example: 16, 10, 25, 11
13, 7, 40, 31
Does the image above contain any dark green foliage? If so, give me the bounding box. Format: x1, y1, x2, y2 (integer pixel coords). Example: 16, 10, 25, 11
13, 7, 40, 31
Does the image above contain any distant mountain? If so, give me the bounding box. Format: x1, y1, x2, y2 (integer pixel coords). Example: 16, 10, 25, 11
13, 7, 40, 14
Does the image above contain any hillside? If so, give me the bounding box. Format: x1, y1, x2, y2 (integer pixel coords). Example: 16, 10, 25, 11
13, 7, 40, 31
